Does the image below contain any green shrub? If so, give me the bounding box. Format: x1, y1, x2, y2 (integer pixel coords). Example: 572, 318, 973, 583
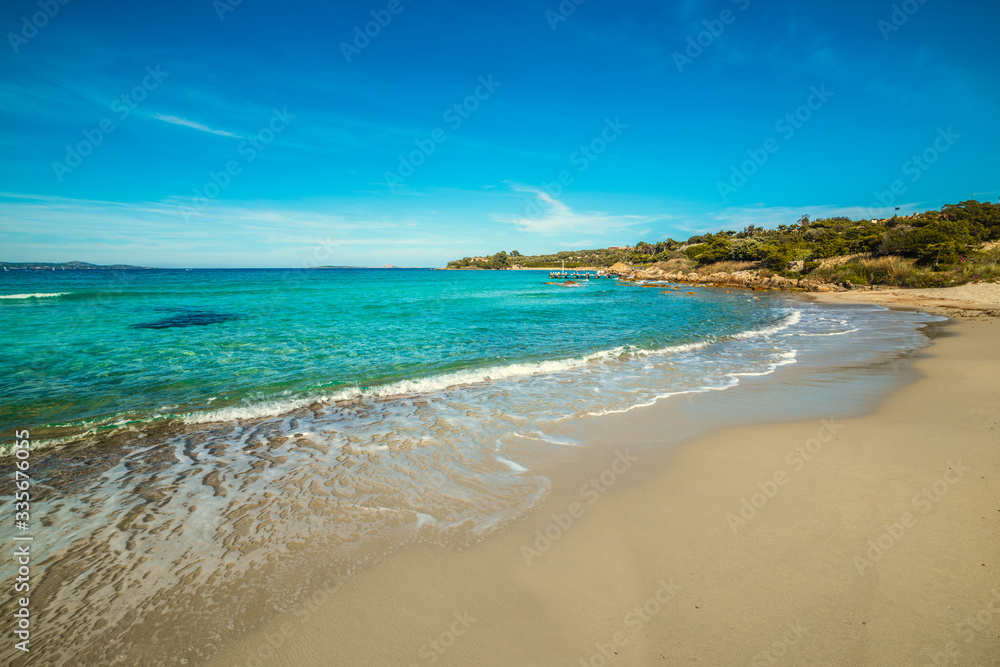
688, 234, 732, 265
811, 236, 850, 259
845, 224, 883, 254
759, 243, 793, 270
730, 237, 766, 261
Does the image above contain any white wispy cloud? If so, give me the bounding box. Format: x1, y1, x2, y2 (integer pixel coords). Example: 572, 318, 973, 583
0, 193, 474, 267
493, 185, 669, 235
150, 114, 243, 138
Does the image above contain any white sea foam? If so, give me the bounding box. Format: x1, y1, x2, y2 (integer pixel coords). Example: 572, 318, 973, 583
729, 350, 798, 377
510, 432, 583, 447
173, 335, 747, 427
581, 381, 738, 417
732, 308, 802, 339
495, 454, 528, 472
788, 328, 859, 337
178, 347, 637, 425
0, 292, 70, 299
179, 390, 356, 425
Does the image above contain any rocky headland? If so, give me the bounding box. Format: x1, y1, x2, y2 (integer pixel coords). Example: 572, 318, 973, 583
606, 261, 856, 292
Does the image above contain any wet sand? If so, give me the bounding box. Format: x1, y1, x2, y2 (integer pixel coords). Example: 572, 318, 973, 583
210, 286, 1000, 666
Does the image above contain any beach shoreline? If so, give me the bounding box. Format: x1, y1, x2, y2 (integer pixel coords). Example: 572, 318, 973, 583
209, 286, 1000, 666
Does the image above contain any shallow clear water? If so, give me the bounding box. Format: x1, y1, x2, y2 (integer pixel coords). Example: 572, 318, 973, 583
1, 268, 797, 442
0, 269, 944, 665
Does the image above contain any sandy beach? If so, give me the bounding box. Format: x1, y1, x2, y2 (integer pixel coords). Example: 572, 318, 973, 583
7, 1, 999, 664
212, 285, 1000, 667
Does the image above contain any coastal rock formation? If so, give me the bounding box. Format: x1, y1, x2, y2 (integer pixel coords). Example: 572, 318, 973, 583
608, 262, 634, 276
611, 263, 850, 292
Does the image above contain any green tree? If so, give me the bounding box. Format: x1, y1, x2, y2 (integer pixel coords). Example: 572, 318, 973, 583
486, 251, 511, 269
730, 237, 766, 261
759, 243, 793, 271
687, 233, 732, 265
811, 236, 849, 259
942, 200, 1000, 241
844, 223, 883, 254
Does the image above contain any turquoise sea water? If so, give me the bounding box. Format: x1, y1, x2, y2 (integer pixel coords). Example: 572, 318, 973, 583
2, 268, 794, 441
0, 269, 944, 665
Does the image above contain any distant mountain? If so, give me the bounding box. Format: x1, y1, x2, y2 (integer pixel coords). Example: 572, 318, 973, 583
1, 260, 156, 270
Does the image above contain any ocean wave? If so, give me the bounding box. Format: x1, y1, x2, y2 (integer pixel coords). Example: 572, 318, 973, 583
788, 328, 859, 337
19, 311, 807, 438
581, 349, 799, 417
177, 351, 630, 425
581, 379, 739, 417
177, 390, 356, 425
175, 337, 754, 426
731, 308, 802, 339
0, 292, 70, 299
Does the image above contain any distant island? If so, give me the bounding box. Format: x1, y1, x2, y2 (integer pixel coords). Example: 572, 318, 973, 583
1, 260, 156, 270
308, 265, 427, 269
447, 199, 1000, 289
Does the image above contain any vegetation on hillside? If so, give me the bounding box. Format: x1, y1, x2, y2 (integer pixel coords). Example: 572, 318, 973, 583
446, 248, 627, 269
447, 200, 1000, 287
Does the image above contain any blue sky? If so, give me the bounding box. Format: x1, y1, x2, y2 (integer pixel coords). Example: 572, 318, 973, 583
1, 0, 997, 267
